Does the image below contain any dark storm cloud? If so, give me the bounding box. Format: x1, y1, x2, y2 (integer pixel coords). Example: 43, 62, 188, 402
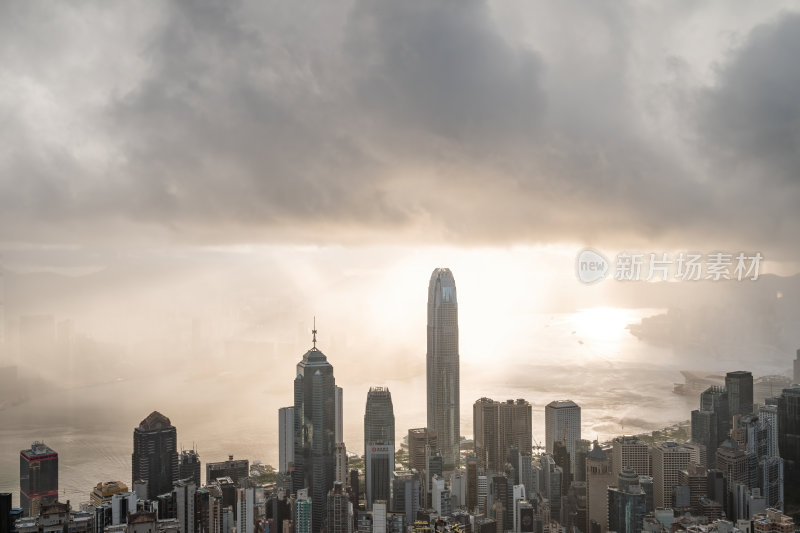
699, 13, 800, 185
0, 1, 799, 253
693, 13, 800, 250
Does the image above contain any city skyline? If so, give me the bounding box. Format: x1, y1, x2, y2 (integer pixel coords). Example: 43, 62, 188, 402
2, 1, 800, 530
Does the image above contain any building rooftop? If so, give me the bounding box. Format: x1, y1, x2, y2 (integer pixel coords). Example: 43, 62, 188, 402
21, 441, 56, 458
138, 411, 172, 431
546, 400, 579, 409
587, 442, 608, 461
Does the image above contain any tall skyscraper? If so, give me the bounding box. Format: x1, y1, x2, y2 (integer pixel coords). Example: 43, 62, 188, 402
759, 405, 779, 459
408, 428, 437, 472
293, 325, 337, 533
426, 268, 460, 469
692, 386, 729, 469
545, 400, 581, 472
726, 371, 754, 418
178, 449, 201, 486
465, 457, 478, 512
651, 442, 693, 509
364, 387, 395, 453
793, 349, 800, 385
19, 441, 58, 517
473, 398, 532, 474
364, 387, 395, 510
365, 444, 394, 510
132, 411, 178, 501
777, 386, 800, 490
585, 442, 613, 533
477, 475, 488, 515
279, 407, 295, 474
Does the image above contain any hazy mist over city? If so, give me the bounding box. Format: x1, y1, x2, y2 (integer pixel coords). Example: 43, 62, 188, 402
2, 0, 800, 525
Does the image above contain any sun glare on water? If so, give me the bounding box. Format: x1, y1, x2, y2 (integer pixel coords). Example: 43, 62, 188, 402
571, 307, 636, 343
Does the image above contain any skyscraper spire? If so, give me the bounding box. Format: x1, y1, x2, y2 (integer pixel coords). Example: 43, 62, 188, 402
312, 316, 317, 349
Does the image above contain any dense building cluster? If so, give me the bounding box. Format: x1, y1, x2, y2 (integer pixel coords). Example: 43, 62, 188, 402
2, 270, 800, 533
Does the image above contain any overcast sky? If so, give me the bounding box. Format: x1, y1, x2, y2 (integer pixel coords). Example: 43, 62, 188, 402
1, 1, 799, 265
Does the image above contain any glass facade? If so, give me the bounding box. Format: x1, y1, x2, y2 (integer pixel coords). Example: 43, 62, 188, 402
426, 268, 460, 469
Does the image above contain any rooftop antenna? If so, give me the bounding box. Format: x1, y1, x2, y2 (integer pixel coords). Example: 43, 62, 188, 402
312, 316, 317, 349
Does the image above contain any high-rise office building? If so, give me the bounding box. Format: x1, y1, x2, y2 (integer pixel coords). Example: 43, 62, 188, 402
465, 457, 478, 512
408, 428, 437, 472
364, 387, 395, 511
349, 469, 360, 507
716, 440, 756, 490
365, 444, 394, 510
364, 387, 395, 454
777, 385, 800, 489
293, 326, 337, 533
207, 456, 249, 485
489, 475, 511, 533
574, 439, 591, 483
518, 453, 534, 499
759, 405, 779, 459
335, 387, 344, 445
295, 489, 312, 533
553, 441, 571, 493
390, 471, 419, 525
734, 412, 784, 509
692, 386, 730, 469
426, 268, 460, 469
179, 450, 201, 486
372, 501, 387, 533
678, 463, 708, 513
477, 475, 489, 515
327, 482, 352, 533
727, 371, 754, 419
473, 398, 532, 474
793, 350, 800, 386
607, 468, 647, 533
175, 479, 197, 533
545, 400, 581, 472
334, 443, 348, 485
651, 442, 693, 509
585, 442, 612, 533
132, 411, 178, 501
1, 492, 11, 533
19, 442, 58, 517
612, 436, 650, 478
279, 407, 295, 474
